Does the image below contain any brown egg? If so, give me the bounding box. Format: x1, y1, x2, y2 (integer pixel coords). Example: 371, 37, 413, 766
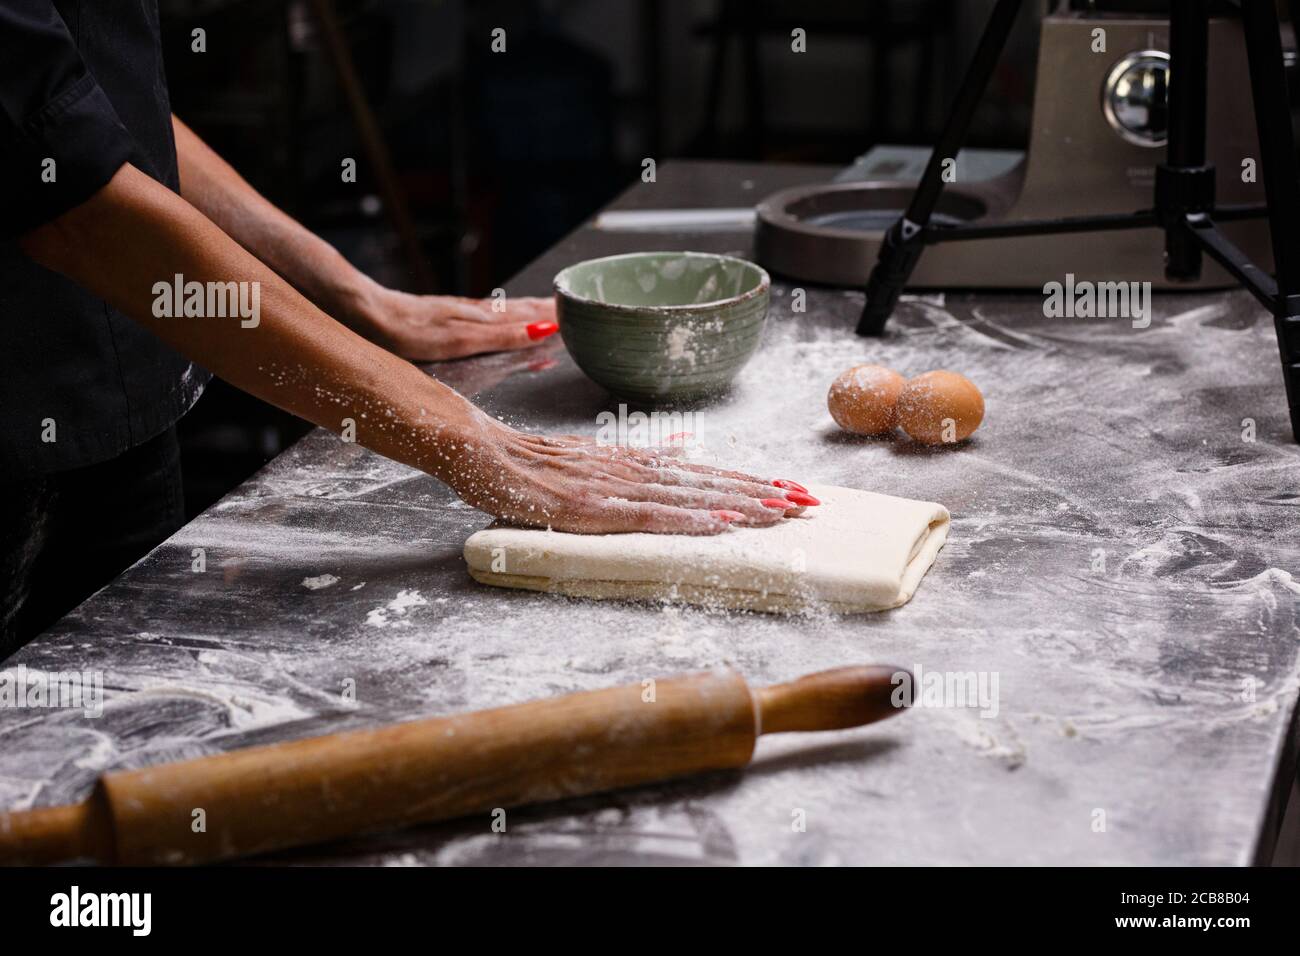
896, 370, 985, 445
827, 364, 906, 436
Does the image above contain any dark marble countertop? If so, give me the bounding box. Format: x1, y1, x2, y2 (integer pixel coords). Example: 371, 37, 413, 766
3, 161, 1298, 865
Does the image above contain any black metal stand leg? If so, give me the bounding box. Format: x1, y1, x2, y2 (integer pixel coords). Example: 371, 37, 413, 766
1240, 0, 1300, 440
1160, 0, 1212, 281
856, 0, 1023, 336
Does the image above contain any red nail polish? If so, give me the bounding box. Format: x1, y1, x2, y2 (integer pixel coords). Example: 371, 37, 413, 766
761, 498, 796, 509
527, 321, 559, 341
773, 479, 809, 493
785, 491, 821, 506
711, 510, 745, 522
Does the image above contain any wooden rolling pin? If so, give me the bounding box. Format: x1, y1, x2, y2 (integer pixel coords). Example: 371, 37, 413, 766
0, 665, 908, 865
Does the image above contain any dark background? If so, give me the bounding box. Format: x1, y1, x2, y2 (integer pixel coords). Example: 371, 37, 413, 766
156, 0, 1062, 514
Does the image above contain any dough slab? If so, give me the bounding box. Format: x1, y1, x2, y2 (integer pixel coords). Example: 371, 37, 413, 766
463, 484, 949, 614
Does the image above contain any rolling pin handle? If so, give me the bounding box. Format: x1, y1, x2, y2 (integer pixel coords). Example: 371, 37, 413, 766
0, 793, 114, 866
754, 665, 913, 735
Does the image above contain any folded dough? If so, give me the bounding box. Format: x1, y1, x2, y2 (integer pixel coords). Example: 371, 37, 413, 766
462, 484, 950, 614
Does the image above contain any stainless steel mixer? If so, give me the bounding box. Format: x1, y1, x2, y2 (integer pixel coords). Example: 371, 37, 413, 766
755, 7, 1271, 289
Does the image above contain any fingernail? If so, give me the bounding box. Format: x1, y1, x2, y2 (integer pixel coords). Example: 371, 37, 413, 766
711, 510, 745, 522
772, 479, 809, 493
761, 498, 796, 510
785, 491, 821, 506
527, 321, 559, 341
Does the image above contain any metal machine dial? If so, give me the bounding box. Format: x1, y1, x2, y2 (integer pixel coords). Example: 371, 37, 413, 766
1101, 49, 1170, 148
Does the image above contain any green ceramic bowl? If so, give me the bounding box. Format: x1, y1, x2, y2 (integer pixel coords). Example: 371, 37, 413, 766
554, 251, 770, 403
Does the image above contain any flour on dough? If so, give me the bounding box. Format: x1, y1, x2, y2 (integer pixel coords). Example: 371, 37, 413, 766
462, 484, 949, 614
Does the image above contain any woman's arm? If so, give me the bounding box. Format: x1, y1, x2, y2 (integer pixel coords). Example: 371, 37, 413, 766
21, 163, 801, 533
170, 115, 556, 361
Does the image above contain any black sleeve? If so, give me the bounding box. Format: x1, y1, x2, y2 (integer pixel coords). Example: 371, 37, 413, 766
0, 0, 136, 238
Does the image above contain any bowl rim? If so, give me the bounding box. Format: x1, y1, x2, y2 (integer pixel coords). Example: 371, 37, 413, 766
553, 251, 771, 314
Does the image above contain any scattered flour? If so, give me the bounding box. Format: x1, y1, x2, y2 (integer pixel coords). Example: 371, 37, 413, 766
665, 324, 694, 363
302, 573, 340, 590
937, 711, 1027, 769
366, 589, 429, 628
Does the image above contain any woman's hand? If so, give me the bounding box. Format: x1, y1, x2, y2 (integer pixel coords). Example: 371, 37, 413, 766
434, 417, 819, 535
171, 116, 559, 363
357, 286, 559, 362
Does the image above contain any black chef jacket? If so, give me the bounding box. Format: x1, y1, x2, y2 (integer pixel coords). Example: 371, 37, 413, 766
0, 0, 209, 478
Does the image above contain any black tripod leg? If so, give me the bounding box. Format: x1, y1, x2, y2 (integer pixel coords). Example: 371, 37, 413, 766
1162, 0, 1210, 281
856, 0, 1023, 336
1240, 0, 1300, 441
